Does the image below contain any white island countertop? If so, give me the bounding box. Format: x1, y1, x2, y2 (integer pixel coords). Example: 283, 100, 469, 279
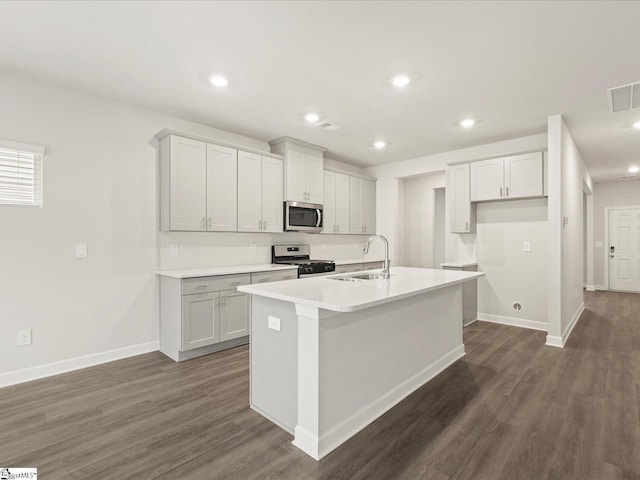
238, 266, 483, 313
156, 264, 298, 279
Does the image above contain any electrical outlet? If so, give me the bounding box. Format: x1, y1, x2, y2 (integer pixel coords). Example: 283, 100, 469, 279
268, 316, 281, 332
169, 244, 179, 256
523, 241, 531, 252
17, 329, 32, 346
75, 243, 88, 259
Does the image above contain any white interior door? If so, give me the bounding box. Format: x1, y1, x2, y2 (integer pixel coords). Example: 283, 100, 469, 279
609, 208, 640, 292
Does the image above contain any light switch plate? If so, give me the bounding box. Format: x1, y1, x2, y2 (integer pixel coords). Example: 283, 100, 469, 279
169, 244, 179, 256
75, 244, 88, 259
523, 241, 531, 252
17, 329, 32, 346
267, 316, 281, 332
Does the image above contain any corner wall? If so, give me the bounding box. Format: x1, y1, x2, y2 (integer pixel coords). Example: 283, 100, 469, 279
546, 115, 592, 347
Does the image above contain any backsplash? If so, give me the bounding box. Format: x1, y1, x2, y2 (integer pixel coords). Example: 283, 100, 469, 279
158, 231, 385, 270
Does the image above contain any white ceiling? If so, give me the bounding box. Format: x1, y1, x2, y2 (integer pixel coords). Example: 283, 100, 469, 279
0, 1, 639, 181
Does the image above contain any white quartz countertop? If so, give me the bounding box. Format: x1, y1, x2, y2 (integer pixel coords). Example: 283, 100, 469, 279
238, 266, 484, 313
334, 258, 385, 266
440, 262, 478, 268
156, 264, 298, 279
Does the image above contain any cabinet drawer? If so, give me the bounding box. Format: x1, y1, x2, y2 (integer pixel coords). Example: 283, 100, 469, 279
182, 274, 251, 295
251, 270, 298, 284
363, 262, 384, 270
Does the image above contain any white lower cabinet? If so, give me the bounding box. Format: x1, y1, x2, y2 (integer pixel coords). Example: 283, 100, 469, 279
160, 273, 251, 361
160, 268, 298, 362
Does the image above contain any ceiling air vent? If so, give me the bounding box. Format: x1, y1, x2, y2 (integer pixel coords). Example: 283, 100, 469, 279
619, 175, 638, 179
314, 121, 340, 131
608, 82, 640, 112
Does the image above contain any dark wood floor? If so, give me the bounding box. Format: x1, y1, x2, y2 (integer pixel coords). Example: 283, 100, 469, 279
2, 290, 640, 479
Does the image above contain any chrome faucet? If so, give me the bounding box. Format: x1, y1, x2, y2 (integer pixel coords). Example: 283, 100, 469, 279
363, 234, 391, 279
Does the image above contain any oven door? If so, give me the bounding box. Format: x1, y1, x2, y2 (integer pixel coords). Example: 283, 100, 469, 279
284, 201, 323, 232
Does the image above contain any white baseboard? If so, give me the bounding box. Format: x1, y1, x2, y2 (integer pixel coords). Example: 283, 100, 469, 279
304, 344, 466, 461
594, 285, 607, 291
585, 285, 596, 292
545, 302, 584, 348
0, 341, 159, 388
477, 312, 547, 332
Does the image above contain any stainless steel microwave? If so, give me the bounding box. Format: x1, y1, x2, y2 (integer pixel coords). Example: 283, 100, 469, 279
284, 201, 323, 232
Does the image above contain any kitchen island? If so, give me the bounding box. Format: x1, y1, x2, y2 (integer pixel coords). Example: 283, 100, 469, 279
238, 266, 483, 460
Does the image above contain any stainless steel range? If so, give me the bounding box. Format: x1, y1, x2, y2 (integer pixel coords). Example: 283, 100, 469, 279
272, 244, 335, 277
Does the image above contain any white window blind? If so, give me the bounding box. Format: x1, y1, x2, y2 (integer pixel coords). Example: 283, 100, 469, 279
0, 145, 43, 207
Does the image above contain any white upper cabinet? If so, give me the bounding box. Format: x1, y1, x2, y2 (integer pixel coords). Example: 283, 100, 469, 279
237, 151, 283, 233
166, 136, 208, 231
269, 137, 325, 204
349, 177, 376, 234
449, 164, 473, 233
470, 153, 543, 202
261, 157, 284, 233
322, 171, 350, 234
470, 157, 504, 202
237, 151, 263, 233
335, 173, 350, 233
323, 171, 336, 234
505, 152, 543, 199
206, 144, 238, 232
161, 135, 237, 232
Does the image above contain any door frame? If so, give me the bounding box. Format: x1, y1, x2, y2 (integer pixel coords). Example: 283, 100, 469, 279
604, 205, 640, 291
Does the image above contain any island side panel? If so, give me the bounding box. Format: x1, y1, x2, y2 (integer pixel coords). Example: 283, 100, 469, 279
314, 284, 463, 459
249, 295, 299, 433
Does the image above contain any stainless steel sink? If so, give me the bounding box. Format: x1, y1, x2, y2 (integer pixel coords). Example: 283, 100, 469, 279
330, 273, 389, 282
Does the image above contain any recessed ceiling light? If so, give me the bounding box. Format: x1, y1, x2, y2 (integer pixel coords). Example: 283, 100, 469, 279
209, 75, 229, 87
460, 118, 475, 128
305, 112, 320, 123
391, 75, 410, 88
633, 121, 640, 129
629, 166, 640, 173
374, 140, 386, 150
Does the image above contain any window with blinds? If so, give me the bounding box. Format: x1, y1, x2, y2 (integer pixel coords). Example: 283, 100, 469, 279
0, 144, 43, 207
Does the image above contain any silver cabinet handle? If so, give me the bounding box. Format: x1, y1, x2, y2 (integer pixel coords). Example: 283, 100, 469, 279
207, 218, 212, 229
195, 284, 208, 290
264, 220, 267, 231
336, 224, 339, 232
201, 217, 206, 230
466, 221, 469, 231
230, 281, 242, 286
506, 187, 509, 197
500, 187, 503, 197
259, 278, 269, 283
258, 220, 262, 231
220, 296, 226, 306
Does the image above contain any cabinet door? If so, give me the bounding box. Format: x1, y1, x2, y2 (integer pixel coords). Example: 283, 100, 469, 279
470, 158, 504, 201
449, 164, 472, 233
322, 171, 336, 233
306, 155, 324, 204
182, 292, 219, 351
285, 149, 307, 202
261, 157, 284, 233
349, 177, 363, 233
219, 291, 250, 342
361, 179, 376, 234
504, 152, 543, 199
237, 151, 263, 232
206, 144, 237, 232
170, 136, 207, 231
334, 173, 350, 234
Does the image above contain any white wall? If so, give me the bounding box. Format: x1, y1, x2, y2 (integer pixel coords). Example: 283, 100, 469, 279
0, 71, 372, 383
547, 115, 592, 346
397, 172, 446, 268
366, 133, 548, 264
476, 199, 548, 326
592, 179, 640, 288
